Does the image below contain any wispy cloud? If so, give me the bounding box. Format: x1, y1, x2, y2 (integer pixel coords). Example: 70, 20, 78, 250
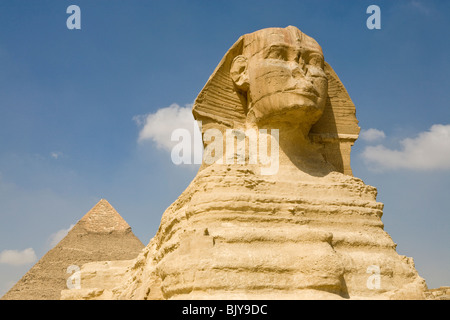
134, 103, 202, 160
48, 224, 75, 248
362, 124, 450, 171
409, 0, 433, 16
0, 248, 37, 266
360, 128, 386, 142
50, 151, 63, 160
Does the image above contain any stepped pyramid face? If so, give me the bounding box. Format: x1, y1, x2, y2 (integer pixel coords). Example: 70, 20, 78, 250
1, 199, 144, 300
78, 199, 133, 233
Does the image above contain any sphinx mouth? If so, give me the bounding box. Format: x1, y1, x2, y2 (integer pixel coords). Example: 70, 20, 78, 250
252, 87, 320, 105
283, 83, 320, 99
283, 89, 319, 102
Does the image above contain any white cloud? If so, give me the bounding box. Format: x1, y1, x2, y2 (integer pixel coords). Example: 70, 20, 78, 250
48, 224, 75, 247
362, 124, 450, 171
50, 151, 63, 159
0, 248, 37, 266
360, 128, 386, 142
134, 103, 202, 160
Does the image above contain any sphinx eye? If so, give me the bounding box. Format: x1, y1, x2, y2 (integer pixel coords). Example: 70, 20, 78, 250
267, 47, 288, 61
307, 54, 324, 69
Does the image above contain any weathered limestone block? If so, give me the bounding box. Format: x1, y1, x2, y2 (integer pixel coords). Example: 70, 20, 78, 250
61, 260, 134, 300
62, 26, 428, 300
425, 287, 450, 300
2, 199, 144, 300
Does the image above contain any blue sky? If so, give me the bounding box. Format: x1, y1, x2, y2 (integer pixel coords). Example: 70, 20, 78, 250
0, 0, 449, 295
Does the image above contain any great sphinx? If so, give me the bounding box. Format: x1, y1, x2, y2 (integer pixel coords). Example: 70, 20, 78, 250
62, 26, 427, 300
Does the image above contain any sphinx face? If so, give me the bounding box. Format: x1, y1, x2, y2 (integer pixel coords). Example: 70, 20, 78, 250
244, 28, 328, 129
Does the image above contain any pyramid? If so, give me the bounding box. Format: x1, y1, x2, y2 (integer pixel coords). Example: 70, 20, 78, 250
1, 199, 144, 300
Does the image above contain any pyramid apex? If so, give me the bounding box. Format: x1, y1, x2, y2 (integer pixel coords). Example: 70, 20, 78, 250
79, 199, 131, 233
95, 198, 111, 207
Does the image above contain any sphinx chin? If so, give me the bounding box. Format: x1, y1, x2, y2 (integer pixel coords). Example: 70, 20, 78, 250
252, 103, 325, 131
249, 92, 325, 126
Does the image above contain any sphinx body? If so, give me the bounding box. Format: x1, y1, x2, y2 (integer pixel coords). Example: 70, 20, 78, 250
61, 26, 427, 300
104, 164, 424, 300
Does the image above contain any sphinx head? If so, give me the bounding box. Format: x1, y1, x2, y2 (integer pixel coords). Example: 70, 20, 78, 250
230, 26, 328, 132
193, 26, 360, 175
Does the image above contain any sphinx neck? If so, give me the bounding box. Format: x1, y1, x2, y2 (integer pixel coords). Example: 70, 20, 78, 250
253, 122, 334, 176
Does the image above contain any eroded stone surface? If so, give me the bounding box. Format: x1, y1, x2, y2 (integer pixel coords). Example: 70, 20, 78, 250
100, 166, 426, 300
1, 199, 144, 300
61, 26, 428, 300
425, 287, 450, 300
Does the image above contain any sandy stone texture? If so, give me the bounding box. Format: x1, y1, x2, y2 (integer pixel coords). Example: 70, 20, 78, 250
1, 199, 144, 300
60, 26, 435, 300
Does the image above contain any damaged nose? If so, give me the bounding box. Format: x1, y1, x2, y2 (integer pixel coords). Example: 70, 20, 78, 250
291, 62, 306, 78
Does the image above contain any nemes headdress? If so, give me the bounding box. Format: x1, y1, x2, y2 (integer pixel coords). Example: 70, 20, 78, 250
193, 26, 360, 175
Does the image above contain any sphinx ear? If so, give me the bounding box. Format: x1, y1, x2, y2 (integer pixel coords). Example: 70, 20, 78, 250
230, 55, 249, 91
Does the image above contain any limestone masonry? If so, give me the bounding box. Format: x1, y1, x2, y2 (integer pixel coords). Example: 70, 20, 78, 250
6, 26, 439, 300
1, 199, 144, 300
60, 26, 430, 300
